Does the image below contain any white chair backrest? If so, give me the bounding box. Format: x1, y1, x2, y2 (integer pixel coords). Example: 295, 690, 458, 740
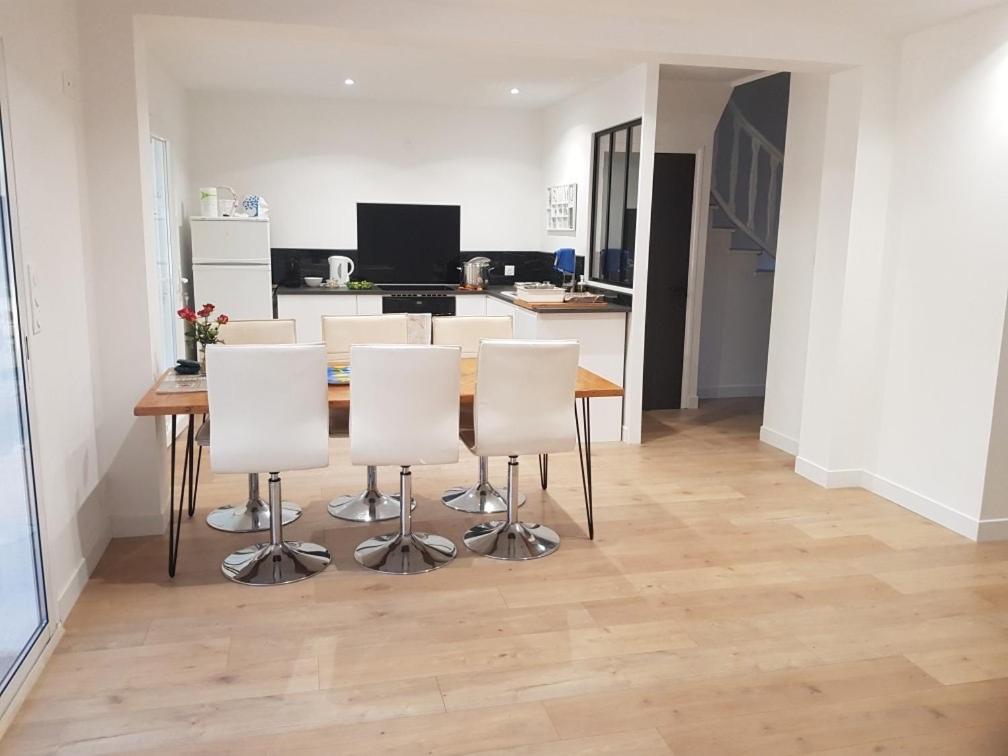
206, 344, 329, 473
431, 315, 512, 357
473, 339, 579, 457
322, 314, 409, 362
349, 345, 461, 467
218, 318, 296, 345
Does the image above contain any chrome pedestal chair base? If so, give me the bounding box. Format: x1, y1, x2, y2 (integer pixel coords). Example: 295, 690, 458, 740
328, 465, 415, 522
441, 481, 526, 514
221, 472, 331, 586
463, 520, 560, 560
222, 541, 331, 585
354, 466, 456, 575
441, 456, 525, 513
207, 473, 301, 533
354, 532, 457, 574
463, 454, 560, 561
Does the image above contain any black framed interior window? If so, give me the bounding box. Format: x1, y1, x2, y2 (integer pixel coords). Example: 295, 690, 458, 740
589, 119, 641, 288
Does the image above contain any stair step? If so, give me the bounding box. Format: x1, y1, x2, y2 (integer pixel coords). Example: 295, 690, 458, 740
709, 206, 734, 229
755, 251, 776, 273
731, 229, 764, 251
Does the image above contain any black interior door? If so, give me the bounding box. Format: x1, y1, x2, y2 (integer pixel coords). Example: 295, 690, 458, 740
642, 153, 696, 411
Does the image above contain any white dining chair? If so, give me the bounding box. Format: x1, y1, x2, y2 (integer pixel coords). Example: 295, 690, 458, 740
462, 339, 579, 560
431, 315, 526, 514
199, 318, 303, 533
350, 344, 461, 574
322, 314, 411, 523
207, 343, 332, 585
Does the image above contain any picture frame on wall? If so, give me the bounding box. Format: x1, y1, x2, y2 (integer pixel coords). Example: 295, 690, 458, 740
546, 183, 577, 232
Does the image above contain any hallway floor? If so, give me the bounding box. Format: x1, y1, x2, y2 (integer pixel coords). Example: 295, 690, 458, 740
4, 400, 1008, 754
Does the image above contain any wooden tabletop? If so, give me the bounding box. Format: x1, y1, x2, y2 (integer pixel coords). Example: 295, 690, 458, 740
134, 357, 624, 417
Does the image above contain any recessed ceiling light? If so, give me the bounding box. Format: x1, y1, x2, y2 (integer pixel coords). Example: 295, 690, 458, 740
344, 78, 355, 86
509, 87, 520, 95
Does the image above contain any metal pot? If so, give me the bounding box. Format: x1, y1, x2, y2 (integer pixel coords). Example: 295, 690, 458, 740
458, 256, 493, 290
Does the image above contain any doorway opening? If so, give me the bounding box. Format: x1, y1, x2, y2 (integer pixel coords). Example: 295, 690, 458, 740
695, 73, 790, 407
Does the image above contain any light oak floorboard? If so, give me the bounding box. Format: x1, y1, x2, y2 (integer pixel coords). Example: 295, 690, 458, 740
3, 399, 1008, 754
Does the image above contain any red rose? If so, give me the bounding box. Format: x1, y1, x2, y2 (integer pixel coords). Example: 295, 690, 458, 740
216, 314, 229, 325
196, 306, 211, 318
177, 307, 197, 323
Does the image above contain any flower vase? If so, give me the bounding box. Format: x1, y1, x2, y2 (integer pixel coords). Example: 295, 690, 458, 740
198, 344, 207, 376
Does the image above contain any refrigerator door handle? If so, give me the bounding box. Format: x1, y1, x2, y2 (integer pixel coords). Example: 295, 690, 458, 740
192, 259, 271, 267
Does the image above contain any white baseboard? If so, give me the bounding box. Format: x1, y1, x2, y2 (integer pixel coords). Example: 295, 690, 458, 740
57, 529, 111, 621
862, 471, 980, 541
795, 457, 862, 488
684, 395, 699, 409
759, 425, 798, 455
698, 384, 766, 399
978, 517, 1008, 542
792, 456, 995, 542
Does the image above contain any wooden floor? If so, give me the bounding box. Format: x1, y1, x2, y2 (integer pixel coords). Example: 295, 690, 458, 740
4, 399, 1008, 754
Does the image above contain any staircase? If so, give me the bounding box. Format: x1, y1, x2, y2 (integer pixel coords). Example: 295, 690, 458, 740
710, 100, 784, 273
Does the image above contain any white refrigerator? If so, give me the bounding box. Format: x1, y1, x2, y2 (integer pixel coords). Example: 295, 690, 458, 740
191, 217, 273, 320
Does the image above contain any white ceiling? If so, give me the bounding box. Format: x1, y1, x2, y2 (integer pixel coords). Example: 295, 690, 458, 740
140, 0, 1001, 109
142, 17, 637, 109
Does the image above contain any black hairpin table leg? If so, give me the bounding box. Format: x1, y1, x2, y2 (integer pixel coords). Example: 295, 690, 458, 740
168, 414, 195, 578
190, 413, 206, 517
539, 454, 549, 490
575, 397, 594, 540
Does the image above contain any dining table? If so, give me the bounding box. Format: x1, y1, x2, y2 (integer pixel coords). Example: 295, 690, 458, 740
134, 357, 624, 577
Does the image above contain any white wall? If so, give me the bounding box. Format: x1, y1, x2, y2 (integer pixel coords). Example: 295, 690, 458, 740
865, 8, 1008, 538
540, 66, 651, 258
187, 92, 543, 251
78, 3, 168, 541
761, 72, 829, 454
697, 232, 774, 398
792, 58, 900, 503
0, 0, 106, 618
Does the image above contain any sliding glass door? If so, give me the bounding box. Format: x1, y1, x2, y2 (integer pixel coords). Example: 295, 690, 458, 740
0, 75, 49, 717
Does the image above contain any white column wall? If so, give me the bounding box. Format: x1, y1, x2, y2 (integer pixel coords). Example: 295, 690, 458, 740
622, 64, 661, 443
760, 73, 829, 454
78, 3, 167, 537
796, 60, 897, 483
865, 8, 1008, 538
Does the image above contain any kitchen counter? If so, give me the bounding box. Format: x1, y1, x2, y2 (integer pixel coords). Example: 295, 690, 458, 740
273, 285, 631, 314
275, 284, 629, 440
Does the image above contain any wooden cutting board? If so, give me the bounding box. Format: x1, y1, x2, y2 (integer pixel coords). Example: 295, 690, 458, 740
513, 298, 610, 310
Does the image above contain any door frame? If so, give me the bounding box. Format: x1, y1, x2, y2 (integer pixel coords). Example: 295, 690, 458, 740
0, 39, 60, 730
679, 144, 710, 410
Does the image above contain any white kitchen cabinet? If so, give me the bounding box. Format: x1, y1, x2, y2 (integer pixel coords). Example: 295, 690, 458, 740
277, 294, 356, 343
355, 295, 383, 315
484, 295, 626, 441
484, 296, 513, 319
455, 294, 487, 316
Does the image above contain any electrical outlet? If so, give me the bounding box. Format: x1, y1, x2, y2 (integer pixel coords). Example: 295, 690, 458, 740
504, 264, 515, 276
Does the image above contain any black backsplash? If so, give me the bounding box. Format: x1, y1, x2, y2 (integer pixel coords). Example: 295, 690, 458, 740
272, 248, 581, 288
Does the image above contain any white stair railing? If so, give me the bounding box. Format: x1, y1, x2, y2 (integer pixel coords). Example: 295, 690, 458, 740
711, 101, 783, 257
